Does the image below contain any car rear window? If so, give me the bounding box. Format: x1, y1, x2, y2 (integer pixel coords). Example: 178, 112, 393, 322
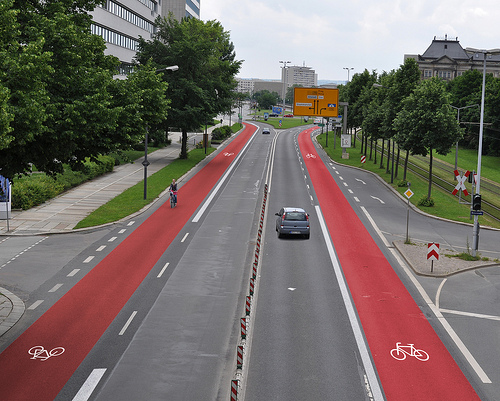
285, 212, 306, 221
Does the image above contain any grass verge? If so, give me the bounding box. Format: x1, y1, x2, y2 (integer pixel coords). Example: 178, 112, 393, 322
74, 147, 215, 229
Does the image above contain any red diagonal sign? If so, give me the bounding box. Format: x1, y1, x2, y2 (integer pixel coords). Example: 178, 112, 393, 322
427, 243, 440, 261
452, 170, 470, 196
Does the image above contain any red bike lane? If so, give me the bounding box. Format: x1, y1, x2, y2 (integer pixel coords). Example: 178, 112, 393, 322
298, 128, 479, 400
0, 124, 257, 401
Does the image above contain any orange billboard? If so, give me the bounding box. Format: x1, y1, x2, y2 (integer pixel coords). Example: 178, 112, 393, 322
293, 87, 339, 117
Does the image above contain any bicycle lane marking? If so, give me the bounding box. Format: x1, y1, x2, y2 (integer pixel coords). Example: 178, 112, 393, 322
0, 123, 258, 401
298, 128, 480, 400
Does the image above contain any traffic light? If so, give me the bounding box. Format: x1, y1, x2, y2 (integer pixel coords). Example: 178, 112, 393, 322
472, 194, 482, 211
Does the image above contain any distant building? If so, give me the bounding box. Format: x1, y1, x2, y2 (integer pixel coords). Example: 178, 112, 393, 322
235, 78, 282, 96
282, 65, 317, 88
405, 35, 500, 81
90, 0, 200, 78
161, 0, 200, 20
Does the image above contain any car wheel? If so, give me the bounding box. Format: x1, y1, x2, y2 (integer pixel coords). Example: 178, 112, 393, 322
304, 234, 310, 239
278, 231, 283, 238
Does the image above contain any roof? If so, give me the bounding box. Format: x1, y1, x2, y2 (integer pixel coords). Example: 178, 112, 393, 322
420, 36, 470, 61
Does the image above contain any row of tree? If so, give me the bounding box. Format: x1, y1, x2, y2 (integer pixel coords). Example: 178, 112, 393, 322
0, 0, 241, 179
339, 58, 500, 199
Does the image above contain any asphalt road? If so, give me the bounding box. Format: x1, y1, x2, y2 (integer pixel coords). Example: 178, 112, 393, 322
1, 121, 499, 400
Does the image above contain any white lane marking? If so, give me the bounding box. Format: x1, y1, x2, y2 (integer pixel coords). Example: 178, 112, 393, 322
127, 221, 135, 226
315, 205, 384, 401
67, 269, 80, 277
288, 288, 296, 291
48, 284, 63, 293
192, 128, 258, 223
359, 206, 492, 384
158, 262, 170, 278
118, 229, 126, 234
440, 309, 500, 321
108, 237, 117, 242
339, 176, 344, 181
181, 233, 189, 243
356, 178, 366, 185
83, 256, 94, 264
72, 368, 107, 401
436, 279, 447, 309
343, 182, 348, 187
96, 245, 106, 252
28, 300, 44, 310
119, 311, 138, 335
354, 197, 360, 203
370, 196, 385, 204
348, 189, 353, 194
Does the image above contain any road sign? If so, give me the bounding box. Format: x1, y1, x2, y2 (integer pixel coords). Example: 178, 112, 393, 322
427, 243, 440, 261
452, 170, 470, 196
471, 210, 484, 216
361, 155, 366, 163
293, 87, 339, 117
404, 189, 414, 199
341, 135, 351, 148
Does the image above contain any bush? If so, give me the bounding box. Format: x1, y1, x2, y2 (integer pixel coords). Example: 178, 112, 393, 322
211, 125, 232, 141
417, 196, 435, 207
11, 156, 115, 210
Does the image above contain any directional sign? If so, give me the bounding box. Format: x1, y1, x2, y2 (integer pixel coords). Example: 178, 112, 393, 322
427, 243, 440, 261
293, 87, 339, 117
452, 170, 470, 196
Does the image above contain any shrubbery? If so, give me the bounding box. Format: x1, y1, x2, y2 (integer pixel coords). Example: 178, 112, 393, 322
211, 125, 232, 142
12, 156, 115, 210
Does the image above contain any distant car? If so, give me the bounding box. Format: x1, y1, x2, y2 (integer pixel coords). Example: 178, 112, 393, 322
269, 113, 279, 117
275, 207, 310, 239
284, 114, 293, 117
262, 128, 270, 134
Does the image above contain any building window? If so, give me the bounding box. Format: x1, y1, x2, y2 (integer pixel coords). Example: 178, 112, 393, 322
91, 24, 139, 51
98, 1, 155, 33
424, 70, 432, 78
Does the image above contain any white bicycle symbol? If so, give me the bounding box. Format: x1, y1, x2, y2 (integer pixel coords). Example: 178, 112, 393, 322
223, 152, 234, 157
390, 342, 429, 361
28, 345, 65, 361
305, 153, 316, 159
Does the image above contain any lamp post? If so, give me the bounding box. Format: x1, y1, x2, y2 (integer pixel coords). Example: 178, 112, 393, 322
449, 104, 479, 174
343, 67, 354, 82
465, 47, 500, 255
279, 61, 291, 115
143, 65, 179, 200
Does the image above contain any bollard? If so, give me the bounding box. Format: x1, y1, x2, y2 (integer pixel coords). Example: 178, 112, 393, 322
240, 317, 246, 339
249, 277, 255, 295
236, 345, 243, 369
246, 296, 251, 315
231, 379, 238, 401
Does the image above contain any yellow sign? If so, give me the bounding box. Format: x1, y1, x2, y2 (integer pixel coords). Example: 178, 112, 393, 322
293, 87, 339, 117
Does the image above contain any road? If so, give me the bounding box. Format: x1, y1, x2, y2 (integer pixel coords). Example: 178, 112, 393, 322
0, 122, 499, 400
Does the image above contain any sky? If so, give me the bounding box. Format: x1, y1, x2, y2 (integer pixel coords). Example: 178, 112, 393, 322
201, 0, 500, 82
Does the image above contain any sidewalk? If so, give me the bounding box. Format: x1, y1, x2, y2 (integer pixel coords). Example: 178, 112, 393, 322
0, 131, 208, 236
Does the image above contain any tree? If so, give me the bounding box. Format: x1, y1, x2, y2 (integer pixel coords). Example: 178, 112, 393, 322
253, 90, 280, 110
1, 0, 122, 178
135, 14, 241, 159
394, 78, 463, 200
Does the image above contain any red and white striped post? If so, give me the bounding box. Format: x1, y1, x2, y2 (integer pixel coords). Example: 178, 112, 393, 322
236, 345, 243, 369
249, 277, 255, 295
240, 317, 246, 339
231, 379, 238, 401
246, 296, 251, 316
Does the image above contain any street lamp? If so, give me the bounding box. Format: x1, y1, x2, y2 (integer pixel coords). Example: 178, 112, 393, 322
449, 104, 479, 174
464, 47, 500, 255
279, 61, 291, 115
344, 67, 354, 82
143, 65, 179, 200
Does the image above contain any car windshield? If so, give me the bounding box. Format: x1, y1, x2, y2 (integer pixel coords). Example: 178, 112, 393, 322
285, 212, 306, 221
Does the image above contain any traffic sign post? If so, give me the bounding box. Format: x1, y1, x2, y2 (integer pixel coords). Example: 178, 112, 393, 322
404, 183, 413, 243
427, 243, 440, 273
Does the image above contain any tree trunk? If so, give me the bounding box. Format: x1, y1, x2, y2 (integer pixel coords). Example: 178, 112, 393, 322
180, 128, 188, 159
360, 130, 364, 154
403, 150, 409, 181
395, 145, 400, 179
427, 148, 433, 200
386, 139, 391, 174
379, 139, 385, 168
369, 138, 373, 160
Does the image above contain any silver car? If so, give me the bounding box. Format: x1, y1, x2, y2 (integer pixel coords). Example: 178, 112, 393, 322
275, 207, 310, 239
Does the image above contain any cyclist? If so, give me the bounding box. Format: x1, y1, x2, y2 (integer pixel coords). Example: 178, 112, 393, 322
169, 179, 178, 206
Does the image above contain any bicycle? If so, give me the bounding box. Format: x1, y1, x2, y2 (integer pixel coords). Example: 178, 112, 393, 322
390, 342, 429, 361
169, 190, 178, 208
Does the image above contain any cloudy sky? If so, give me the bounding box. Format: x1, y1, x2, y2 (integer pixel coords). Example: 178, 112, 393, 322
201, 0, 500, 81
